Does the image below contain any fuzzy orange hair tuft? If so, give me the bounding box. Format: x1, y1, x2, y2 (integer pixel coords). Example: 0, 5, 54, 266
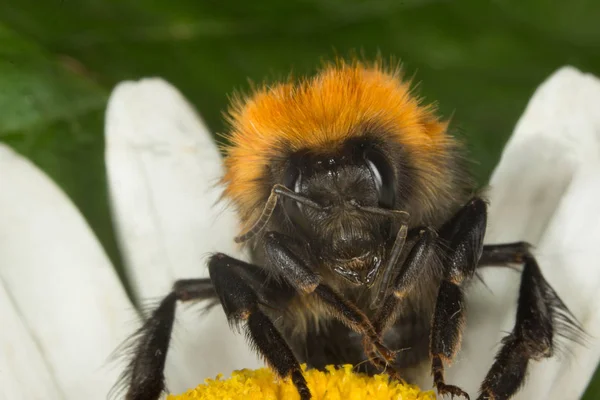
221, 60, 463, 230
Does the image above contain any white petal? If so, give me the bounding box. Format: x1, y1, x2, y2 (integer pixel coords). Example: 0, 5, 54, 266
517, 160, 600, 399
0, 281, 63, 399
105, 79, 261, 394
0, 145, 136, 399
447, 66, 600, 397
487, 66, 600, 244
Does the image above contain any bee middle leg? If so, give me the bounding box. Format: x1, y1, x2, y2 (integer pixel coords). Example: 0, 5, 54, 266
428, 197, 488, 399
263, 231, 397, 365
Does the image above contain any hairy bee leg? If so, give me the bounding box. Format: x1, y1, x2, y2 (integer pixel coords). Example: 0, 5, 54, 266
122, 278, 215, 400
361, 344, 405, 382
476, 255, 560, 400
367, 295, 400, 370
371, 228, 438, 334
431, 282, 470, 399
208, 253, 311, 400
364, 228, 438, 377
429, 197, 488, 400
478, 241, 532, 267
358, 294, 402, 378
264, 231, 396, 364
475, 253, 582, 400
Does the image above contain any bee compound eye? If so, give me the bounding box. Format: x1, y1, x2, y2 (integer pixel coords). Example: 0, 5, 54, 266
364, 149, 396, 209
283, 164, 301, 192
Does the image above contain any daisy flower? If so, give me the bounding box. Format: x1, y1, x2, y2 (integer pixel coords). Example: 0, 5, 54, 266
0, 66, 599, 400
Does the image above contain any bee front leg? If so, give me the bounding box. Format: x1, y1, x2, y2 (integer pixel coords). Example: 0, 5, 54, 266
263, 231, 396, 365
429, 197, 488, 400
371, 227, 439, 331
208, 253, 311, 400
366, 227, 439, 374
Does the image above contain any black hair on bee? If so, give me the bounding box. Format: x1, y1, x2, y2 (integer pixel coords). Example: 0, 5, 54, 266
116, 59, 583, 400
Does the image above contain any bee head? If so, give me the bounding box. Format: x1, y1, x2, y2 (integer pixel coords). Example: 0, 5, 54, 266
222, 60, 473, 286
281, 138, 398, 285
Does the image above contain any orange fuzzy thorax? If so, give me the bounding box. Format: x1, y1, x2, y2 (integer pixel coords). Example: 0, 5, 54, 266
222, 61, 456, 227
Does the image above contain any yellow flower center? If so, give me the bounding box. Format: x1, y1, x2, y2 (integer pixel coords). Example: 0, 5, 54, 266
169, 364, 435, 400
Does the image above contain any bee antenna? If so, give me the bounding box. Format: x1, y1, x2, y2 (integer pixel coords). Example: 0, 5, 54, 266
356, 206, 409, 222
234, 184, 323, 243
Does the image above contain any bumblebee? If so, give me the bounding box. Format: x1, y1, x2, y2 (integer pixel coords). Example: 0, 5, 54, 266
121, 60, 581, 400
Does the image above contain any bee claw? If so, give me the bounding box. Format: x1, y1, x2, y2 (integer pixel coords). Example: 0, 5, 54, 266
436, 383, 470, 400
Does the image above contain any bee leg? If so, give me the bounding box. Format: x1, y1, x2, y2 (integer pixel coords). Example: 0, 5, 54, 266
365, 228, 438, 377
430, 197, 489, 400
474, 249, 583, 400
264, 231, 396, 365
208, 253, 311, 400
478, 241, 532, 267
363, 296, 399, 374
371, 227, 439, 333
121, 278, 216, 400
361, 341, 404, 381
430, 282, 471, 399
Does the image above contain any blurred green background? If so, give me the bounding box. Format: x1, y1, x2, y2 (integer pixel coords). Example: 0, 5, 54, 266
1, 0, 599, 397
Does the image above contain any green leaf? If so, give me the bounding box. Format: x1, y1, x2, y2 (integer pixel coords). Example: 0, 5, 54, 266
0, 23, 125, 285
0, 1, 599, 397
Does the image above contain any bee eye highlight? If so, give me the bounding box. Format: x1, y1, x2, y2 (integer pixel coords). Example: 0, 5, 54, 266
366, 158, 383, 193
283, 163, 300, 192
292, 170, 305, 213
281, 163, 312, 233
294, 170, 303, 194
364, 149, 396, 209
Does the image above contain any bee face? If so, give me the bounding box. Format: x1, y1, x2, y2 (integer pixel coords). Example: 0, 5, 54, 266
281, 138, 396, 286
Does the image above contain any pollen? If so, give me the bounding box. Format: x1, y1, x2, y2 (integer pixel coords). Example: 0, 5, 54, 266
168, 364, 436, 400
